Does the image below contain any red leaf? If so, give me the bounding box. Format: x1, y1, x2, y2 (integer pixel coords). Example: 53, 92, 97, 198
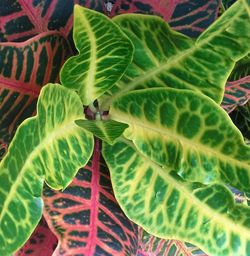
0, 0, 105, 42
0, 1, 220, 43
43, 140, 138, 255
222, 76, 250, 113
14, 217, 58, 256
136, 227, 207, 256
0, 32, 71, 159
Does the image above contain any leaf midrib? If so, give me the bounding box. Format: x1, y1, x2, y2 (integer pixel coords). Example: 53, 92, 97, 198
79, 10, 97, 104
112, 112, 249, 170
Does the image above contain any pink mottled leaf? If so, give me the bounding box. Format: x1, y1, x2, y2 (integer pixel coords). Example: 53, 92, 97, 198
15, 217, 58, 256
108, 0, 220, 37
0, 0, 105, 42
222, 76, 250, 113
136, 227, 207, 256
43, 140, 138, 256
0, 0, 220, 44
0, 32, 71, 159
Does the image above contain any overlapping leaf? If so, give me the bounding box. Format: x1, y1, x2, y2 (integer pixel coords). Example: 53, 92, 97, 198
0, 32, 71, 160
15, 217, 57, 256
109, 0, 220, 38
43, 140, 138, 256
109, 88, 250, 191
222, 76, 250, 113
0, 84, 93, 254
0, 0, 105, 43
103, 139, 250, 256
137, 227, 206, 256
100, 0, 250, 109
60, 5, 134, 105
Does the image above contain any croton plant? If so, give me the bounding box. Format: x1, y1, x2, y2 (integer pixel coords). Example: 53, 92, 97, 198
0, 0, 250, 256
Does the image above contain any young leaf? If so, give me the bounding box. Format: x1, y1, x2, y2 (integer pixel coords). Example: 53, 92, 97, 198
43, 140, 138, 255
0, 84, 93, 254
109, 88, 250, 192
15, 217, 57, 256
0, 32, 71, 160
222, 76, 250, 113
100, 0, 250, 108
60, 5, 134, 105
75, 119, 128, 145
110, 0, 220, 38
103, 139, 250, 256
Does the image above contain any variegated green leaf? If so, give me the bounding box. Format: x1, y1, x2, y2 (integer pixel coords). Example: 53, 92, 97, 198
0, 84, 94, 255
109, 88, 250, 192
103, 139, 250, 256
75, 119, 128, 145
60, 5, 134, 105
100, 0, 250, 109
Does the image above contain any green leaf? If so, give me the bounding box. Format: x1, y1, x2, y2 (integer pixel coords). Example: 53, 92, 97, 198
75, 119, 128, 145
60, 5, 134, 105
100, 0, 250, 109
0, 84, 94, 254
243, 0, 250, 17
109, 88, 250, 192
103, 139, 250, 256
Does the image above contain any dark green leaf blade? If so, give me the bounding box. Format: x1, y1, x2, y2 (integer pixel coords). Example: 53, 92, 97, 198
75, 119, 128, 145
0, 84, 93, 254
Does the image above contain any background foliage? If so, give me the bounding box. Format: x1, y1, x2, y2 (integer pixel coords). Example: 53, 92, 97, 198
1, 0, 249, 255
